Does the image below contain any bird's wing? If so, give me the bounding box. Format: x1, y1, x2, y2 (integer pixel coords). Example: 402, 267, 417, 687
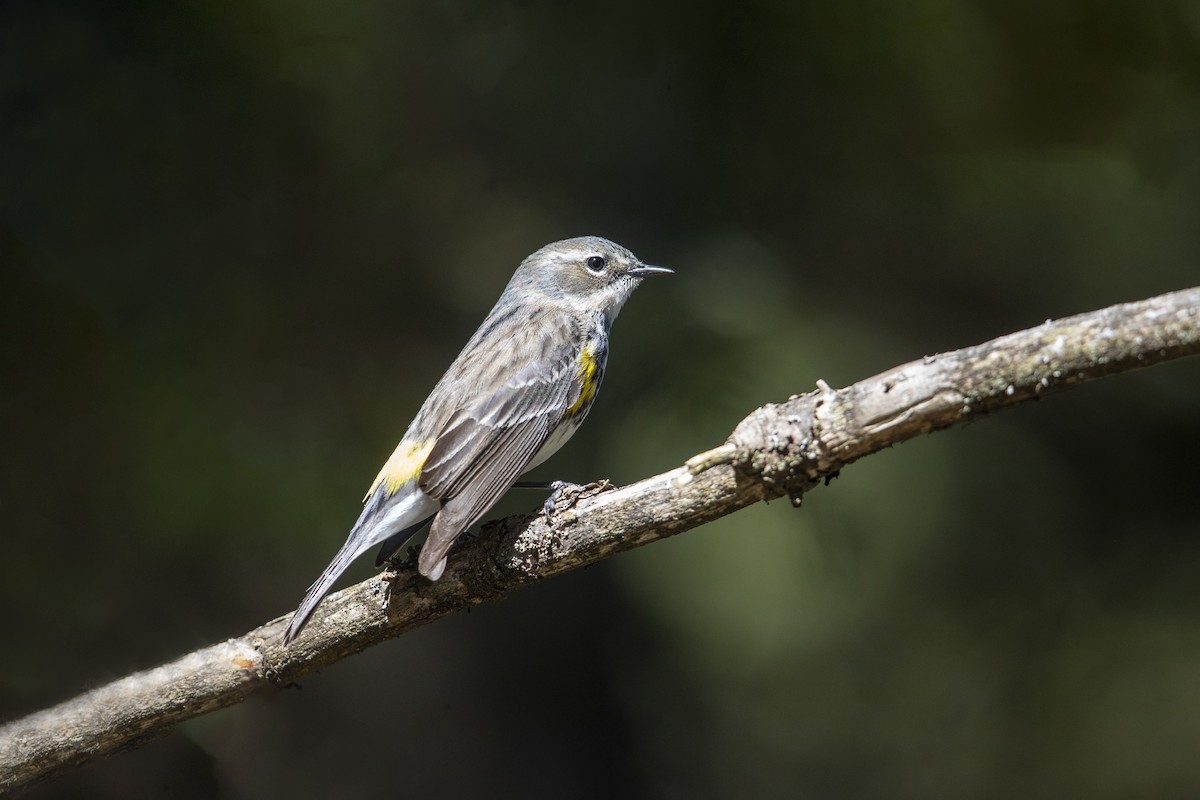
417, 321, 583, 574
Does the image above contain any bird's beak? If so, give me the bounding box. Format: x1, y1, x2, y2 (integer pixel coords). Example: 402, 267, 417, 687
628, 263, 673, 277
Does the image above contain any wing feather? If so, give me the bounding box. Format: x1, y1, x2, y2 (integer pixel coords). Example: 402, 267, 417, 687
415, 321, 581, 576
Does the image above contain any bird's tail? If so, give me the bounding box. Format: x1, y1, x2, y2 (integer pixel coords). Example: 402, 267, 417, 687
283, 482, 438, 644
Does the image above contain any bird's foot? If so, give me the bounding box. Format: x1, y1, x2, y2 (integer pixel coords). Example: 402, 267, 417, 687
386, 544, 420, 571
542, 480, 577, 523
537, 479, 615, 523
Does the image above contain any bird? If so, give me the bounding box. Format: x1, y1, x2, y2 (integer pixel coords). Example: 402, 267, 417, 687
283, 236, 670, 643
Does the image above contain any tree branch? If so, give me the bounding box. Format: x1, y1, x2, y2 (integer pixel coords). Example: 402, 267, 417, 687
3, 286, 1198, 793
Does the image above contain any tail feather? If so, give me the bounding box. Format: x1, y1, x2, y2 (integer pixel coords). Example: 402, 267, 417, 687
283, 482, 438, 644
283, 537, 367, 644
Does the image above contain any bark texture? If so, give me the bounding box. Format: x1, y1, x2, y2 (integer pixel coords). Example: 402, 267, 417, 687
2, 286, 1197, 794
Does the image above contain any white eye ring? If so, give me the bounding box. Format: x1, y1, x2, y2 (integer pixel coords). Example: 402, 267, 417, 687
585, 255, 606, 274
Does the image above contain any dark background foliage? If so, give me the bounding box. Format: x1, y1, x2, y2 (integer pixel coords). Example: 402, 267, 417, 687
3, 2, 1199, 797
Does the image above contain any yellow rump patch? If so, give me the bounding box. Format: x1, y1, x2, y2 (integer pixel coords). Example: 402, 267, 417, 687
567, 347, 599, 417
365, 439, 434, 500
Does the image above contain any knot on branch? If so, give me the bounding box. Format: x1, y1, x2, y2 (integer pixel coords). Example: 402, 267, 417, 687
728, 391, 825, 506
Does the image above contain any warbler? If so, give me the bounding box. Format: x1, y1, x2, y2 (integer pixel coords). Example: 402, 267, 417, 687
283, 236, 670, 643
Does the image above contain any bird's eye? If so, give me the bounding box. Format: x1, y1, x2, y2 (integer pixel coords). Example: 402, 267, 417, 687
585, 255, 606, 274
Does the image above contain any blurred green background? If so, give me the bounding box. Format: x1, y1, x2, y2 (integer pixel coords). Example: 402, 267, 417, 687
3, 1, 1200, 797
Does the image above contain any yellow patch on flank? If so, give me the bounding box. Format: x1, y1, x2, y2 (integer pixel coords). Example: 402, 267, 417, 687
365, 439, 434, 500
567, 347, 599, 416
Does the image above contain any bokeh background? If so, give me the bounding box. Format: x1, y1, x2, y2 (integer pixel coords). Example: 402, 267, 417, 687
4, 1, 1200, 798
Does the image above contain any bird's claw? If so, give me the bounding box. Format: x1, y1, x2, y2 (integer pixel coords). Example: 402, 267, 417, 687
383, 544, 420, 571
543, 480, 577, 523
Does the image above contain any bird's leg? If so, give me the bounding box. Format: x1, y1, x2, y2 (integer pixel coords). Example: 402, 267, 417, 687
513, 480, 580, 522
